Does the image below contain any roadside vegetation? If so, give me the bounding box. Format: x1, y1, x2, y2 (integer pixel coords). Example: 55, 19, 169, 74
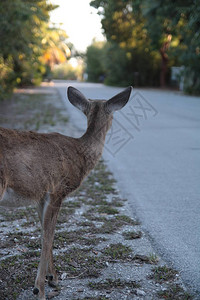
1, 1, 199, 101
0, 0, 71, 100
87, 0, 200, 94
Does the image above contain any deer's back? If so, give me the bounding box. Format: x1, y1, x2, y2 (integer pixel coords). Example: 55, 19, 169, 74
0, 127, 86, 201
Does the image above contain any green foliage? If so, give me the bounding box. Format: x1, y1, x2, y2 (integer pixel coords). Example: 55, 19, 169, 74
103, 43, 131, 86
90, 0, 200, 94
90, 0, 161, 87
52, 63, 78, 81
140, 0, 200, 93
0, 0, 69, 100
86, 40, 160, 87
0, 56, 15, 100
177, 2, 200, 94
86, 41, 106, 82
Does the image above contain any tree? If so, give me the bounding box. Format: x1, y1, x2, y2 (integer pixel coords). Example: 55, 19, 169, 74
140, 0, 173, 87
90, 0, 161, 87
0, 0, 69, 99
103, 42, 132, 86
90, 0, 200, 93
141, 0, 200, 92
86, 41, 106, 82
41, 26, 70, 69
175, 1, 200, 94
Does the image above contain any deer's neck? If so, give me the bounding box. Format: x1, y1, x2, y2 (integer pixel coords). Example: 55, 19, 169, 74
79, 111, 110, 168
81, 121, 108, 156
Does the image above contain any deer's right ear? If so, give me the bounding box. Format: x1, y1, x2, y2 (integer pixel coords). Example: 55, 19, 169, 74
105, 86, 132, 113
67, 86, 90, 113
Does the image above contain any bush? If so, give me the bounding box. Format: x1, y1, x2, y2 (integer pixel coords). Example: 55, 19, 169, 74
86, 42, 106, 82
183, 67, 200, 95
103, 43, 132, 86
52, 63, 78, 80
0, 56, 15, 100
85, 41, 161, 87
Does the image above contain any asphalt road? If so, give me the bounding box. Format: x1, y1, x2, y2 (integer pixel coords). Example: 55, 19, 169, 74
55, 80, 200, 295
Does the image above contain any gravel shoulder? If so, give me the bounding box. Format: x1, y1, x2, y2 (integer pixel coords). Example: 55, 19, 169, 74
0, 83, 194, 300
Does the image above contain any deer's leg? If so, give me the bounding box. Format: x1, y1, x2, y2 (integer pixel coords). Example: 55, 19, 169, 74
0, 183, 3, 201
37, 196, 58, 288
0, 169, 6, 201
47, 248, 58, 288
34, 195, 61, 300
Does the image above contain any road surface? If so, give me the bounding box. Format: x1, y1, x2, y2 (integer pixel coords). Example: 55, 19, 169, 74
55, 80, 200, 295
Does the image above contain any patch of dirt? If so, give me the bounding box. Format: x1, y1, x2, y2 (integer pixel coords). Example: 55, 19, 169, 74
0, 85, 194, 300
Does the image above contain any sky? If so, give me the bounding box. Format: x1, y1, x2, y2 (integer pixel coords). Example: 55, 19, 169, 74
50, 0, 105, 52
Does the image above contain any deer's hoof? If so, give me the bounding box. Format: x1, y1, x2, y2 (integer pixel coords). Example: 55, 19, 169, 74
33, 287, 39, 295
47, 275, 53, 281
47, 274, 58, 288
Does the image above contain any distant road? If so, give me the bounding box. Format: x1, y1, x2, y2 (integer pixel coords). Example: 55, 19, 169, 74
55, 80, 200, 295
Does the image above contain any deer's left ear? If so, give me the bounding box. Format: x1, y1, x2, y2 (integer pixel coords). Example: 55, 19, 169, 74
67, 86, 90, 114
105, 86, 132, 113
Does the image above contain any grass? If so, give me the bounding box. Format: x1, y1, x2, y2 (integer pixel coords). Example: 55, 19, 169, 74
54, 229, 107, 247
98, 215, 139, 234
96, 205, 119, 215
55, 247, 106, 279
150, 265, 177, 283
78, 214, 140, 235
103, 243, 132, 260
133, 254, 159, 265
1, 92, 68, 132
1, 231, 40, 250
76, 297, 109, 300
122, 230, 142, 240
0, 206, 38, 223
0, 253, 39, 300
147, 253, 160, 264
88, 278, 140, 290
157, 284, 193, 299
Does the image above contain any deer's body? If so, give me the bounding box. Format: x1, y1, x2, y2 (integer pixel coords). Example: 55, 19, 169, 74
0, 86, 132, 300
0, 128, 103, 201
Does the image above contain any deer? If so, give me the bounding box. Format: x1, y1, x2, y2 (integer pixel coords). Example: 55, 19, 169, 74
0, 85, 132, 300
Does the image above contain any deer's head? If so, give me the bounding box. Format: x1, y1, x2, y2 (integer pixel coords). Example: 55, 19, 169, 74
67, 86, 132, 133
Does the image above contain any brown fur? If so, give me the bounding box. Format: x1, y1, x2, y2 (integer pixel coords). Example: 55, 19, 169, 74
0, 86, 131, 299
0, 101, 111, 202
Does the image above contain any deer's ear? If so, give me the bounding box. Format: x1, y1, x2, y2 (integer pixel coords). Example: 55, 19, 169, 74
67, 86, 90, 113
105, 86, 132, 113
